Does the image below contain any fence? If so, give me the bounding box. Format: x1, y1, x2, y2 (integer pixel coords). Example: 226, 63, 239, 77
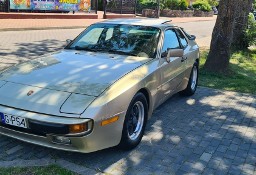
0, 0, 8, 12
106, 0, 136, 14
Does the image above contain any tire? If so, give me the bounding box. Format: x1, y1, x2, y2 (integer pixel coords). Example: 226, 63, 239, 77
118, 92, 148, 150
179, 62, 198, 96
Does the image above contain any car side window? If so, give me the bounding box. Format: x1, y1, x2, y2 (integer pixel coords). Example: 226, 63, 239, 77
176, 29, 188, 48
161, 29, 181, 57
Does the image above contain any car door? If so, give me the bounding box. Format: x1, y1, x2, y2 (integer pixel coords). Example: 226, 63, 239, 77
175, 28, 199, 82
159, 29, 185, 101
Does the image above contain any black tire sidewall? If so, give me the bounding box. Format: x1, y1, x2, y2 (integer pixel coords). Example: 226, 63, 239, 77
180, 62, 198, 96
189, 62, 199, 93
119, 92, 148, 150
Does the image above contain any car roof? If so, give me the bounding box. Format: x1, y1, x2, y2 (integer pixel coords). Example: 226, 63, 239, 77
97, 18, 176, 28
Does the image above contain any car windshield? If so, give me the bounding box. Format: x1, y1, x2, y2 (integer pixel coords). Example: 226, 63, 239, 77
66, 24, 161, 58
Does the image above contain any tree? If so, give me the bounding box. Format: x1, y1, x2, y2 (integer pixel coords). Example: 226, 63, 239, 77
204, 0, 238, 73
232, 0, 253, 49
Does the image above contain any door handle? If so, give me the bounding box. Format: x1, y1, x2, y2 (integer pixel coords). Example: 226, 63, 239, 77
181, 57, 187, 62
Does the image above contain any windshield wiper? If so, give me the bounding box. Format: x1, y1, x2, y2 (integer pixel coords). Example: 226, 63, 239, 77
108, 50, 137, 56
74, 46, 99, 52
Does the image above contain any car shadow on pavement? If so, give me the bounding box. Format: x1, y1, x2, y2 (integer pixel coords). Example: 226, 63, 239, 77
1, 87, 254, 175
12, 39, 65, 58
0, 39, 66, 72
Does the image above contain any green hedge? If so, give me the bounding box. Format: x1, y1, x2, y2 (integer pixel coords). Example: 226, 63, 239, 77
207, 0, 219, 7
137, 0, 188, 11
192, 0, 212, 12
246, 13, 256, 46
138, 0, 216, 12
137, 1, 158, 13
179, 0, 188, 10
162, 0, 188, 10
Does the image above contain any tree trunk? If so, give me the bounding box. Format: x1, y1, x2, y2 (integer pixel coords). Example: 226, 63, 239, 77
204, 0, 238, 73
232, 0, 253, 49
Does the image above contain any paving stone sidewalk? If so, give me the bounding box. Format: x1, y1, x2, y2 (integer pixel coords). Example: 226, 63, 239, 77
0, 87, 255, 175
0, 14, 217, 31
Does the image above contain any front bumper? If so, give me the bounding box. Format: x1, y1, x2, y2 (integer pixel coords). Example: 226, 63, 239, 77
0, 126, 82, 152
0, 106, 125, 153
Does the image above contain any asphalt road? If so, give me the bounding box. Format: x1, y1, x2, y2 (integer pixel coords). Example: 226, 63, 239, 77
0, 19, 215, 71
176, 20, 215, 48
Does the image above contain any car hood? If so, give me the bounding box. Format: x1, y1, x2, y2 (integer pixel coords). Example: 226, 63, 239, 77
0, 50, 150, 96
0, 50, 150, 116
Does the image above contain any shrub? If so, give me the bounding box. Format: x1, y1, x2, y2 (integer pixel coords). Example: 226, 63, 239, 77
137, 1, 158, 13
161, 0, 188, 10
207, 0, 219, 7
168, 0, 180, 10
192, 0, 212, 12
179, 0, 188, 10
246, 13, 256, 46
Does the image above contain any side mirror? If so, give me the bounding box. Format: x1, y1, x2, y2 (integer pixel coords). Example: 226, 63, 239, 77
189, 35, 196, 40
66, 39, 73, 44
166, 49, 184, 63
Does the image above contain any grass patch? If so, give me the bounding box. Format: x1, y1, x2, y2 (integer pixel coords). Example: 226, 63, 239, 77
0, 165, 77, 175
199, 48, 256, 94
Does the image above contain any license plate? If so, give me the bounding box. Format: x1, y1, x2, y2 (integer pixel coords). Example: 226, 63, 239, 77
0, 112, 27, 128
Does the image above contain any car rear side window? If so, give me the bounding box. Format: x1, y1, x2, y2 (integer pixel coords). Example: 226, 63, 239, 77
176, 29, 188, 48
161, 29, 180, 57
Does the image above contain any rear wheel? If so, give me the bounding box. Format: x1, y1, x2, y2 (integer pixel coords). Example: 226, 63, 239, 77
118, 92, 148, 150
179, 62, 198, 96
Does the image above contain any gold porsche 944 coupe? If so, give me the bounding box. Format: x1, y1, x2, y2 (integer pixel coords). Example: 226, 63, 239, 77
0, 19, 199, 153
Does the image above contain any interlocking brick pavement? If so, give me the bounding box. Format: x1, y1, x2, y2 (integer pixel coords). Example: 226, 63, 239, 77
0, 87, 255, 175
0, 29, 83, 71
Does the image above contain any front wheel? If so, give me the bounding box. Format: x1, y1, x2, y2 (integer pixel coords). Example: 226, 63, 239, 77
118, 92, 148, 150
179, 62, 198, 96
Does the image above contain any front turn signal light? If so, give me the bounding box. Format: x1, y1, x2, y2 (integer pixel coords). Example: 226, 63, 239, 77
101, 116, 119, 126
69, 123, 87, 133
